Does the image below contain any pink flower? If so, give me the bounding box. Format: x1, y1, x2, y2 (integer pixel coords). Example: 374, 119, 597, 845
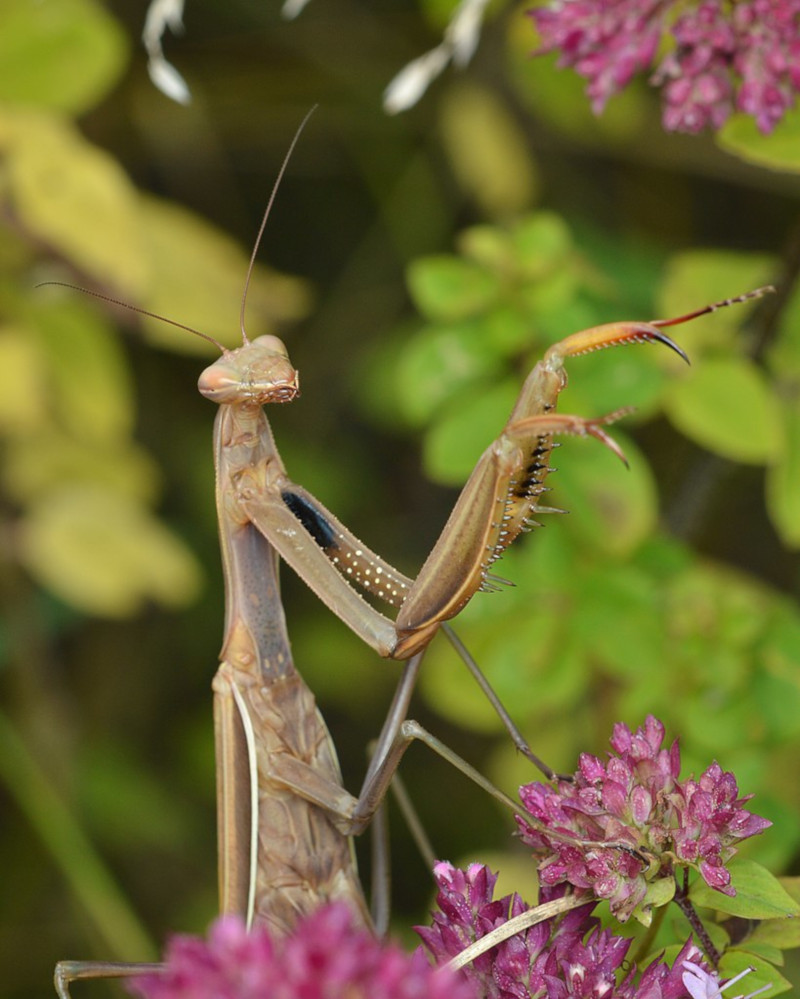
532, 0, 665, 112
529, 0, 800, 133
516, 717, 770, 919
417, 862, 709, 998
129, 903, 475, 999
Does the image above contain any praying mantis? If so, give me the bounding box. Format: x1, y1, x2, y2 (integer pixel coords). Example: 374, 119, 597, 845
50, 118, 773, 996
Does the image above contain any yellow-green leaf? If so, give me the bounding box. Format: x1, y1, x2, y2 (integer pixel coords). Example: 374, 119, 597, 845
664, 358, 782, 464
139, 196, 311, 353
0, 109, 148, 295
20, 485, 202, 617
438, 82, 538, 218
0, 0, 128, 114
31, 295, 136, 444
2, 432, 159, 506
0, 325, 48, 434
718, 109, 800, 174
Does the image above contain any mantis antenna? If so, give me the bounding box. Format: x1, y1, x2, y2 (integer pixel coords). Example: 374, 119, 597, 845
37, 105, 320, 355
239, 104, 318, 344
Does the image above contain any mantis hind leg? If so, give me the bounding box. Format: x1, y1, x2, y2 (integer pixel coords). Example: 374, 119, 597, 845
55, 961, 163, 999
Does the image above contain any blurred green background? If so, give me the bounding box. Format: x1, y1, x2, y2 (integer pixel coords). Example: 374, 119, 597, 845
2, 0, 800, 995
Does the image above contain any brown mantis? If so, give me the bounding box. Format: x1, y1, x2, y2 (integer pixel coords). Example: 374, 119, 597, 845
49, 117, 774, 996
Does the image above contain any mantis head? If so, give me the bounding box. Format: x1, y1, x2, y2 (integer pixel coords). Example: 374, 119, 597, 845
198, 335, 299, 405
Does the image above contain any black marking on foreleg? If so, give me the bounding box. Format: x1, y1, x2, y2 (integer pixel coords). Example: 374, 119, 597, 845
281, 491, 338, 550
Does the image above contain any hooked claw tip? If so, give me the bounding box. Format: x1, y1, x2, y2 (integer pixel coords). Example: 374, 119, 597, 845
653, 329, 691, 365
588, 424, 629, 466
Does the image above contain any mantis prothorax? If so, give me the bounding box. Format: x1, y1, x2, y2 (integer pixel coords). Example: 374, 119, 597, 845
49, 112, 775, 995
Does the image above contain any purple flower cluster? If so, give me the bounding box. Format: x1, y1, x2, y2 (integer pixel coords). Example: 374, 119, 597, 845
516, 717, 771, 921
416, 861, 708, 998
129, 903, 474, 999
530, 0, 800, 133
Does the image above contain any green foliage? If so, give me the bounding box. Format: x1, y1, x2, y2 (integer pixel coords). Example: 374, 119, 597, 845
0, 8, 311, 985
718, 110, 800, 173
364, 207, 800, 985
0, 89, 308, 619
0, 0, 128, 114
691, 861, 800, 921
2, 1, 800, 996
666, 358, 781, 464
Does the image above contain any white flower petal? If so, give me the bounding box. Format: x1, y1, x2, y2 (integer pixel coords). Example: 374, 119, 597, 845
142, 0, 191, 105
383, 46, 451, 114
148, 57, 191, 105
143, 0, 185, 50
448, 0, 490, 66
282, 0, 314, 20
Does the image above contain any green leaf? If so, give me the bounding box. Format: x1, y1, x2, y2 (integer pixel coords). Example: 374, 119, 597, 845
748, 904, 800, 949
139, 196, 310, 354
407, 255, 500, 321
768, 283, 800, 376
0, 109, 148, 296
718, 109, 800, 174
631, 875, 675, 926
19, 484, 203, 616
509, 212, 573, 280
422, 378, 519, 484
766, 396, 800, 547
517, 266, 582, 328
681, 694, 758, 754
573, 564, 664, 677
395, 322, 503, 425
691, 860, 800, 920
718, 951, 791, 998
657, 250, 777, 355
458, 225, 514, 271
482, 306, 539, 357
549, 431, 657, 556
664, 358, 782, 464
419, 607, 561, 735
0, 0, 128, 114
753, 666, 800, 741
556, 346, 671, 420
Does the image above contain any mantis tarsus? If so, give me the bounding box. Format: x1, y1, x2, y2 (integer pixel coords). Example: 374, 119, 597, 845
50, 116, 774, 996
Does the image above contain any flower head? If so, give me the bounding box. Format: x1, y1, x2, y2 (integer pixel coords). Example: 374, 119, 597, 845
516, 716, 771, 920
416, 861, 709, 998
129, 903, 475, 999
529, 0, 800, 134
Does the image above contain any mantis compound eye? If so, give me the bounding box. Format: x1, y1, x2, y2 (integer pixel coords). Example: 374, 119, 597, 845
198, 344, 299, 404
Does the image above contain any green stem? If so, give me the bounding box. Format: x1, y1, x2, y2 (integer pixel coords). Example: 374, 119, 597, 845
630, 897, 667, 965
0, 708, 157, 961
